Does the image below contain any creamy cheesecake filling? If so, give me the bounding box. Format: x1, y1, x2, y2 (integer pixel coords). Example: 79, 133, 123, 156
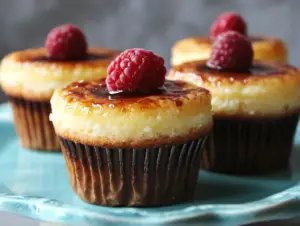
168, 61, 300, 118
50, 79, 213, 148
0, 48, 120, 101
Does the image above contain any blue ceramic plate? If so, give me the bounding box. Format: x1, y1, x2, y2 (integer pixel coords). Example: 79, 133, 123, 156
1, 103, 300, 226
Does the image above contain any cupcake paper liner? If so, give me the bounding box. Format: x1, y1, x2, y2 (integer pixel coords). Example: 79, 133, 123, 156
201, 115, 299, 175
59, 136, 208, 207
9, 97, 60, 151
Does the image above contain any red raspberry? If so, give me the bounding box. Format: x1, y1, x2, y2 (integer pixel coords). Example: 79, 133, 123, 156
210, 12, 247, 39
207, 31, 253, 72
45, 24, 88, 60
106, 48, 166, 93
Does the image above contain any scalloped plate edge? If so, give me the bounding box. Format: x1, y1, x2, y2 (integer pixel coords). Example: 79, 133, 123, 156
0, 102, 300, 224
0, 185, 300, 224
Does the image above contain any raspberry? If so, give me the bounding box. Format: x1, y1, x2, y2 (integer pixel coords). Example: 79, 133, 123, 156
207, 31, 253, 72
210, 12, 247, 39
45, 24, 88, 60
106, 48, 166, 93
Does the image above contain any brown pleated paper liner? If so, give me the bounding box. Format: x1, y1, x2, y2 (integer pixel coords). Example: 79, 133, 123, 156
59, 136, 208, 207
9, 97, 60, 151
201, 114, 299, 175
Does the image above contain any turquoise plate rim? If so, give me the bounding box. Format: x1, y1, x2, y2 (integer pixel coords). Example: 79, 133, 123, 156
0, 102, 300, 225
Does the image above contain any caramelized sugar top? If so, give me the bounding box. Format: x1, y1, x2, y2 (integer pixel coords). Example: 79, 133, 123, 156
173, 60, 296, 84
31, 54, 110, 63
10, 47, 121, 69
61, 79, 209, 109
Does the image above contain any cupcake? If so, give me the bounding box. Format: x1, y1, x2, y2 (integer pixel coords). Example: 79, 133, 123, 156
0, 24, 120, 151
168, 31, 300, 175
171, 12, 287, 66
50, 48, 213, 206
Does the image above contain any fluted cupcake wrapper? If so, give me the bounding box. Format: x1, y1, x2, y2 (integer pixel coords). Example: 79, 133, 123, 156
201, 115, 299, 175
59, 136, 208, 207
9, 97, 60, 151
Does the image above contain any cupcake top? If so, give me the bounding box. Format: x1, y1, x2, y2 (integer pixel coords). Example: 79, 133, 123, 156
169, 59, 300, 119
171, 12, 287, 66
51, 49, 213, 148
171, 36, 287, 65
0, 24, 120, 101
168, 31, 300, 118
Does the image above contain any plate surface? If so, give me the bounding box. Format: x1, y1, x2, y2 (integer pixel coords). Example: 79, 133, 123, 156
1, 103, 300, 226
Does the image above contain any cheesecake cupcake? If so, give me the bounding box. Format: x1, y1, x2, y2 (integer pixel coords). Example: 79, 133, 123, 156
171, 12, 287, 66
0, 24, 120, 151
168, 31, 300, 175
50, 48, 213, 206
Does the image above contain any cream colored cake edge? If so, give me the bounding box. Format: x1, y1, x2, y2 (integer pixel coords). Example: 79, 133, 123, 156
0, 48, 118, 101
50, 86, 213, 148
168, 68, 300, 118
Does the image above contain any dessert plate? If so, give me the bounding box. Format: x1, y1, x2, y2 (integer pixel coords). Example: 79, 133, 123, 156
0, 103, 300, 226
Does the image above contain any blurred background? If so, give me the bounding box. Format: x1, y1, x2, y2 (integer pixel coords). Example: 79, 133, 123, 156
0, 0, 298, 102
